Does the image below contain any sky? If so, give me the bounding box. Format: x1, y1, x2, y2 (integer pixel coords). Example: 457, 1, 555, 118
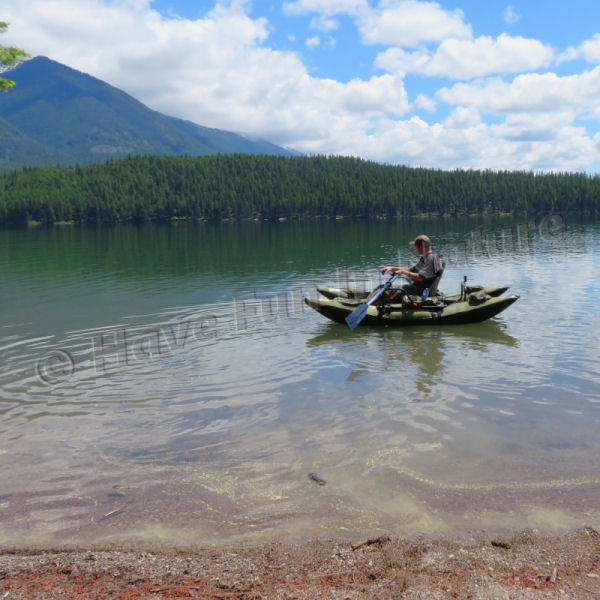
3, 0, 600, 172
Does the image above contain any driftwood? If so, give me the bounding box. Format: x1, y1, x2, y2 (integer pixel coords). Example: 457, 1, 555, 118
352, 535, 391, 551
98, 505, 127, 522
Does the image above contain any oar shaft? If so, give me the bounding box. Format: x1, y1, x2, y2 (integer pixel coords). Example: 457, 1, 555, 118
345, 273, 399, 330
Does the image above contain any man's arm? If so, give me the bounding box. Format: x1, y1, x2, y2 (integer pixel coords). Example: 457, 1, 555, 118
381, 266, 424, 281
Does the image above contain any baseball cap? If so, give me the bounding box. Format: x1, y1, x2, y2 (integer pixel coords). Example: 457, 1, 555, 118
409, 234, 431, 246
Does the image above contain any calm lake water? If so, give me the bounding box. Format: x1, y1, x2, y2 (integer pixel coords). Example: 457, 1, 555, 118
1, 216, 600, 546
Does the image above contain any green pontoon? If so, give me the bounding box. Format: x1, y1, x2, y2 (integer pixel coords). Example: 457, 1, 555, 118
304, 279, 518, 327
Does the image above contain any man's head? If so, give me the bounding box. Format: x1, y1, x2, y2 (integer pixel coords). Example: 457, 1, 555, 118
409, 234, 431, 254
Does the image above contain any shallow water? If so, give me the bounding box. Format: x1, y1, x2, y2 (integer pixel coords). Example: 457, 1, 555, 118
1, 216, 599, 545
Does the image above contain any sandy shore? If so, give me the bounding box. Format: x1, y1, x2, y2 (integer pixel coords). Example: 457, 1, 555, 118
2, 527, 600, 599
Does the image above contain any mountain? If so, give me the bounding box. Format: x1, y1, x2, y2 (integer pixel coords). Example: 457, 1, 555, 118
0, 57, 295, 170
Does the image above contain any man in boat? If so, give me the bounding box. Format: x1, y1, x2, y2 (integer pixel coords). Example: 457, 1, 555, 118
380, 234, 441, 300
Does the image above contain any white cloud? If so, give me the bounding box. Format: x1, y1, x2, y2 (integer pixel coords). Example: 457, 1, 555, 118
283, 0, 367, 17
375, 47, 431, 75
359, 0, 472, 47
306, 33, 336, 48
579, 33, 600, 62
421, 66, 600, 170
340, 74, 409, 115
285, 0, 471, 48
444, 106, 481, 129
490, 114, 573, 142
559, 33, 600, 64
414, 94, 436, 112
503, 6, 520, 25
436, 67, 600, 117
376, 34, 554, 79
427, 34, 554, 78
351, 113, 597, 171
306, 30, 336, 48
309, 16, 339, 32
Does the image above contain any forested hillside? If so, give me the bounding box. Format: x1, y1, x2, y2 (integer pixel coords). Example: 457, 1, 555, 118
0, 154, 598, 226
0, 57, 294, 170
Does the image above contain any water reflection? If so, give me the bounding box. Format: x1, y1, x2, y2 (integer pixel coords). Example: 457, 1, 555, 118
307, 321, 518, 398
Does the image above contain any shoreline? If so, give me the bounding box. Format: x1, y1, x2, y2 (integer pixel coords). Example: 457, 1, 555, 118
2, 527, 600, 599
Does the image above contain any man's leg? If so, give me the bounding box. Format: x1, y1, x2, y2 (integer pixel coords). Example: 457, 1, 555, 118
375, 282, 417, 305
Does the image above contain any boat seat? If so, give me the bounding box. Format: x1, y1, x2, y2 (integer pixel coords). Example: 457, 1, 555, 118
426, 262, 445, 297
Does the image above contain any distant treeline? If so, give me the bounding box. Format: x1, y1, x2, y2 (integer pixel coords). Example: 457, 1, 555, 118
0, 154, 599, 226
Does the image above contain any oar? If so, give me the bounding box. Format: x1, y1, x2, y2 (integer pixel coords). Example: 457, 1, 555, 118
345, 273, 399, 330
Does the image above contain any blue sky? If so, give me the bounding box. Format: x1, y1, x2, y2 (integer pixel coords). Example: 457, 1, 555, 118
4, 0, 600, 171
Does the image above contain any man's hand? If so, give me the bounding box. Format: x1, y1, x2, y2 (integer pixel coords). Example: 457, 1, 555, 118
381, 266, 399, 275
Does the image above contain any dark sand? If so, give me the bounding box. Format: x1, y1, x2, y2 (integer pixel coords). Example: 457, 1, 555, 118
2, 527, 600, 598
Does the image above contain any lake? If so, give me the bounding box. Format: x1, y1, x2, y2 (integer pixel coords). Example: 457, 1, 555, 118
1, 216, 599, 545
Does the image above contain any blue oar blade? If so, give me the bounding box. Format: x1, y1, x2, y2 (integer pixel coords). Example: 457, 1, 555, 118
345, 303, 368, 330
345, 273, 398, 331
